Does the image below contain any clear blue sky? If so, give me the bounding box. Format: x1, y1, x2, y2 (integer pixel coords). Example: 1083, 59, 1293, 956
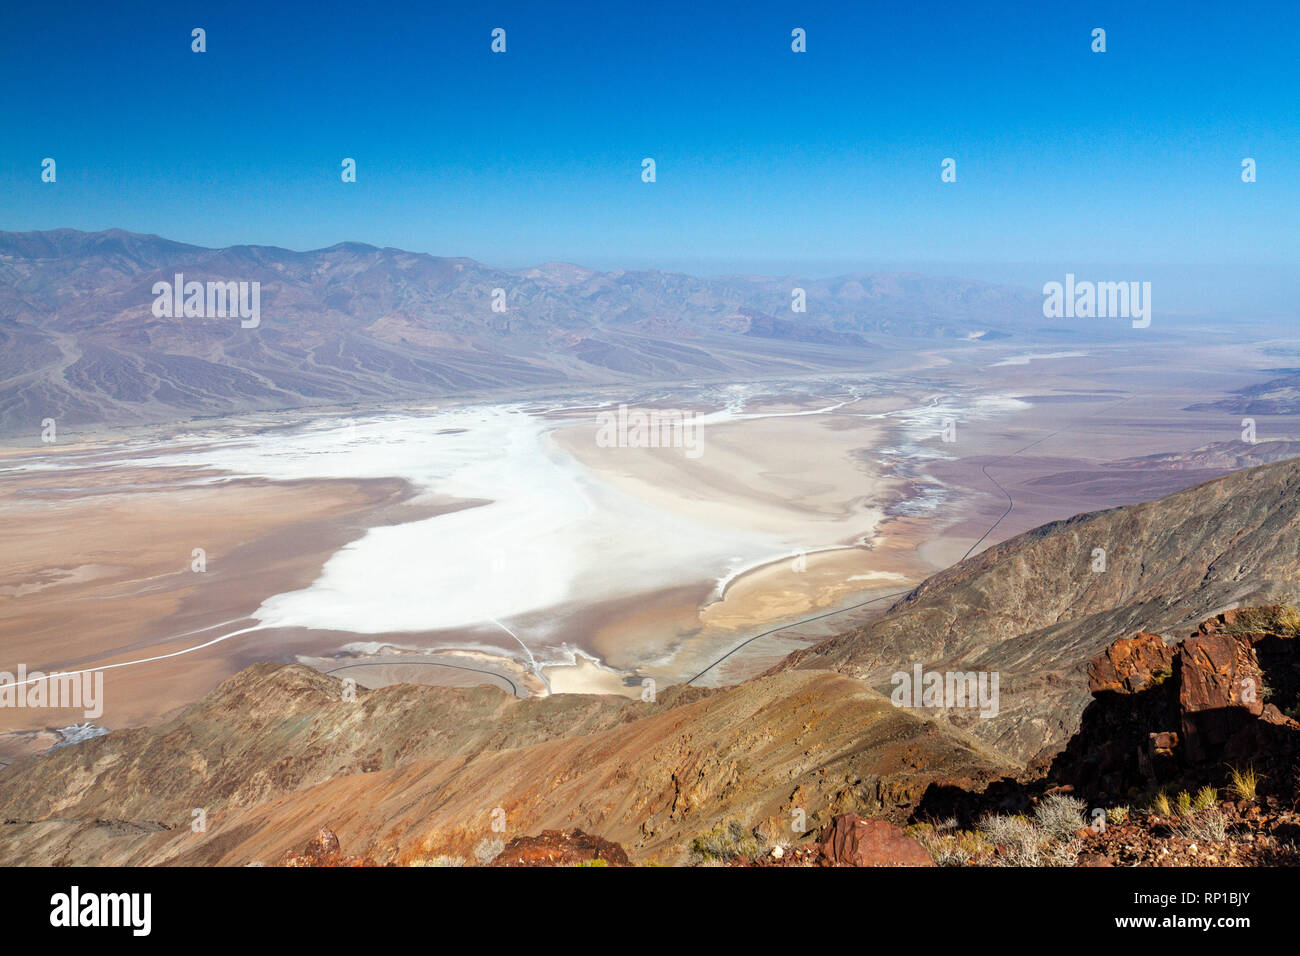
1, 0, 1297, 297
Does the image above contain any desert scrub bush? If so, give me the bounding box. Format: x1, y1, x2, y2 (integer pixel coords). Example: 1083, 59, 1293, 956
1149, 790, 1172, 817
1044, 837, 1083, 868
1034, 794, 1087, 841
473, 836, 505, 866
1228, 765, 1262, 801
1193, 786, 1218, 812
1175, 790, 1194, 817
1106, 806, 1130, 826
905, 821, 936, 845
978, 814, 1043, 867
979, 798, 1096, 867
911, 825, 989, 866
921, 836, 966, 867
689, 819, 762, 863
1222, 605, 1296, 635
906, 818, 954, 837
1175, 808, 1228, 843
1278, 605, 1300, 636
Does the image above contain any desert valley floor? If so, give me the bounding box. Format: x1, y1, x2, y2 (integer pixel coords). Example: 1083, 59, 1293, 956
1, 335, 1297, 764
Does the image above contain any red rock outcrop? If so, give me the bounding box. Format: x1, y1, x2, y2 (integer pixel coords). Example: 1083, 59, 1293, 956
279, 826, 379, 867
1087, 632, 1175, 695
1051, 610, 1300, 796
817, 813, 934, 867
489, 829, 632, 867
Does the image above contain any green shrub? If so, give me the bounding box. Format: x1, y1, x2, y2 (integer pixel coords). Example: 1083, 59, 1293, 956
1278, 605, 1300, 636
689, 819, 762, 863
1228, 765, 1262, 801
911, 826, 989, 866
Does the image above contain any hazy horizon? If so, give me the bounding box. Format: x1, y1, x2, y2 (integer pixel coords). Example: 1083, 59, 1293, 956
7, 224, 1294, 319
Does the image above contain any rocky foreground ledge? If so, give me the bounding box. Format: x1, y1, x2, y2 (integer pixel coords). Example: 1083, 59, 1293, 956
832, 605, 1300, 867
277, 607, 1300, 868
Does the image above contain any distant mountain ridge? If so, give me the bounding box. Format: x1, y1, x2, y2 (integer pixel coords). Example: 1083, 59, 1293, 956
1186, 371, 1300, 416
0, 228, 1053, 435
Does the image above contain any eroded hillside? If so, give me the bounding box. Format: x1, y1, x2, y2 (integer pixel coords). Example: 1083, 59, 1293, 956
780, 456, 1300, 763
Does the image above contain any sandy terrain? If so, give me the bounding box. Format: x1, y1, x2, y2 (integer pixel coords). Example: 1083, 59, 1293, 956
552, 397, 902, 542
0, 462, 412, 734
543, 394, 938, 685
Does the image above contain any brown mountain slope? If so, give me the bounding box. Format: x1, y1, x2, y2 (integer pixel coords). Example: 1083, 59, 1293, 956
778, 455, 1300, 764
0, 664, 1009, 866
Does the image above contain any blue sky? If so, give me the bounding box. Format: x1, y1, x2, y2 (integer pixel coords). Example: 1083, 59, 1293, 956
1, 0, 1297, 305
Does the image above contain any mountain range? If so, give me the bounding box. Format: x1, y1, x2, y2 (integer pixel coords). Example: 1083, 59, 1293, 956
0, 228, 1056, 435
